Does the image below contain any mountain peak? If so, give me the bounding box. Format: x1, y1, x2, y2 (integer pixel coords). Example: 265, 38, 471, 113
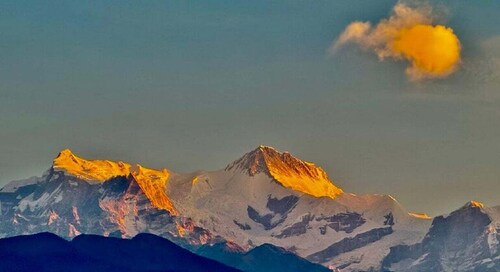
226, 145, 309, 176
52, 149, 131, 182
57, 148, 75, 158
226, 145, 343, 199
52, 149, 177, 214
463, 200, 486, 209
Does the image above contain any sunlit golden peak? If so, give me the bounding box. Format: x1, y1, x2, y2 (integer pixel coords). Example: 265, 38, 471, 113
52, 150, 177, 214
257, 145, 278, 151
58, 148, 75, 157
226, 145, 343, 199
131, 164, 169, 180
53, 149, 131, 181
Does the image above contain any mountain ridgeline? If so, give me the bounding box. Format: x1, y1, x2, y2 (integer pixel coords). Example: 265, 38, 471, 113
0, 232, 238, 272
0, 146, 498, 271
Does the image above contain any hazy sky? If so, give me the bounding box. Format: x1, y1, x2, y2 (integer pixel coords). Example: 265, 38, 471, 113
1, 0, 499, 215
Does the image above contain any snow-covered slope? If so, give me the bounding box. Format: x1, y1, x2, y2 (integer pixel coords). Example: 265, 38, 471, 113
0, 146, 440, 271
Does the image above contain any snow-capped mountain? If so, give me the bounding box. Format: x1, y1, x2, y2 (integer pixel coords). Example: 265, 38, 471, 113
1, 145, 492, 271
382, 201, 500, 271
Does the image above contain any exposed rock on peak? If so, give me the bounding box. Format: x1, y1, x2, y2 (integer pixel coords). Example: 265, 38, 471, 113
463, 200, 486, 209
225, 145, 281, 176
57, 148, 75, 158
226, 145, 343, 199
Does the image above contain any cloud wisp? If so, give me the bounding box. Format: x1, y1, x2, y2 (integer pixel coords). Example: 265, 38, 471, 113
331, 2, 461, 81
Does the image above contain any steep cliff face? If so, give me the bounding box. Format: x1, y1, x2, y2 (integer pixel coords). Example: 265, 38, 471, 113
130, 165, 178, 215
382, 201, 500, 272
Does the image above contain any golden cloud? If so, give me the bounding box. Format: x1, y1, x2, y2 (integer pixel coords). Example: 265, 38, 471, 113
331, 2, 461, 81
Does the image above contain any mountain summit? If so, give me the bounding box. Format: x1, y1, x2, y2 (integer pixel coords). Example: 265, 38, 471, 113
225, 145, 343, 199
53, 149, 132, 181
52, 149, 177, 215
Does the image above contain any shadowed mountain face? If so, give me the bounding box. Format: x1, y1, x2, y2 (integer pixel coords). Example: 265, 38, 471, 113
196, 242, 331, 272
0, 232, 239, 272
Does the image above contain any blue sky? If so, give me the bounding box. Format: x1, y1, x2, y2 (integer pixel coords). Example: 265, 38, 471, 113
1, 0, 499, 215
